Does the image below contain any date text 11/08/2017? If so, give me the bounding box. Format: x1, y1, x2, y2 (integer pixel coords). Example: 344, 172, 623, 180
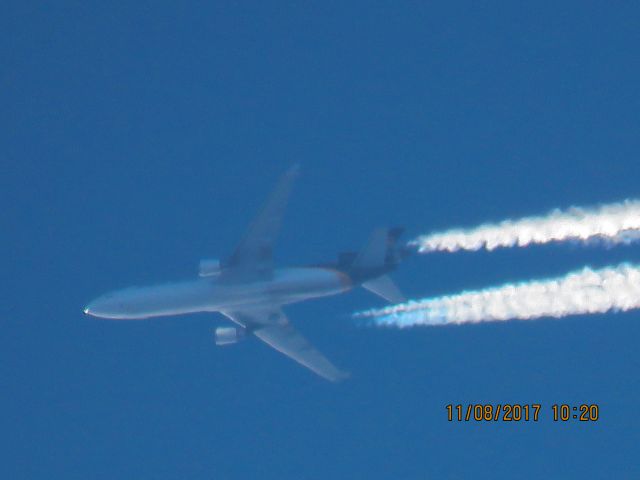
446, 404, 599, 422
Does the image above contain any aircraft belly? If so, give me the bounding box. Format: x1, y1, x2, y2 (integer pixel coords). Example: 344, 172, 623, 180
265, 267, 352, 305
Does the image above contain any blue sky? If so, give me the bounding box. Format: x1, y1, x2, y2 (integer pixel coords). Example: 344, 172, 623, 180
3, 2, 640, 478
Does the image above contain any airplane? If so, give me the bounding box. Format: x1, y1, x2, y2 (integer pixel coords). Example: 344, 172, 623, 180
84, 165, 408, 381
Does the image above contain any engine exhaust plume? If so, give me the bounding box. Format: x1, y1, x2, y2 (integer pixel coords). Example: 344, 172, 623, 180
412, 200, 640, 253
354, 264, 640, 327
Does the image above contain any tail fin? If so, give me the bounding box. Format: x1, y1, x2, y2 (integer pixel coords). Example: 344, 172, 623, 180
352, 227, 405, 269
352, 228, 389, 269
354, 227, 406, 303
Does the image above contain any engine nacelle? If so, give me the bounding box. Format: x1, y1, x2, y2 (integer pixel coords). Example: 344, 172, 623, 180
199, 258, 222, 277
214, 326, 246, 346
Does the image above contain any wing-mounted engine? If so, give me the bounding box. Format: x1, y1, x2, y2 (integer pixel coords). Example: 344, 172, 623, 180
214, 326, 246, 346
199, 259, 222, 277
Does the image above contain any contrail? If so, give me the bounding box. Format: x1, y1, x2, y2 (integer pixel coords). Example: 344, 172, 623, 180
355, 264, 640, 327
412, 200, 640, 253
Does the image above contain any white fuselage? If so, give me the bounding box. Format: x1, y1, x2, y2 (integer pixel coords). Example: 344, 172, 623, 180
84, 267, 352, 320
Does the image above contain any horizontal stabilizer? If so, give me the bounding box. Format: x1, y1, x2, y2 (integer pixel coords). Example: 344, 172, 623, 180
362, 274, 405, 303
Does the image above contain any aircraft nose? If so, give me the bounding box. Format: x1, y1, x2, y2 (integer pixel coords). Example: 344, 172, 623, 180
83, 293, 130, 319
83, 297, 108, 317
83, 297, 112, 318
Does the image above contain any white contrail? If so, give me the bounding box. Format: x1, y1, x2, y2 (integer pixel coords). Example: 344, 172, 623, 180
355, 264, 640, 327
412, 200, 640, 253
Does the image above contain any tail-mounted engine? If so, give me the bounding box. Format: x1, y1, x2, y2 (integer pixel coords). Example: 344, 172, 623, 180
199, 259, 222, 277
214, 326, 246, 346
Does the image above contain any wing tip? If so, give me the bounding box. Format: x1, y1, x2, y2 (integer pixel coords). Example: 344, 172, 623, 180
286, 163, 301, 178
327, 369, 351, 383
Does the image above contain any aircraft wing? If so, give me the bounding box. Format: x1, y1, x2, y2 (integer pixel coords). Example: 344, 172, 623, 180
222, 165, 299, 281
220, 309, 349, 382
